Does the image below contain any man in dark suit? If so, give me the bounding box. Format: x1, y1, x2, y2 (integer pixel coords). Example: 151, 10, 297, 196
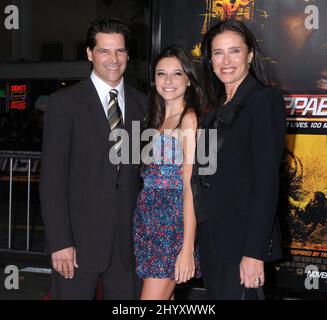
39, 18, 147, 299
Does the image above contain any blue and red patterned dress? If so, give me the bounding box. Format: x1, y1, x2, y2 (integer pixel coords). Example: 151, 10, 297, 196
133, 133, 201, 280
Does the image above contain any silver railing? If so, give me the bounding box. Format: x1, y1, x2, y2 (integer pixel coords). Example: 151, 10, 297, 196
0, 151, 46, 255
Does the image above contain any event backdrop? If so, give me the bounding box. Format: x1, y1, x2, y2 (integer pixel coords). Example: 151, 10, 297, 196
150, 0, 327, 293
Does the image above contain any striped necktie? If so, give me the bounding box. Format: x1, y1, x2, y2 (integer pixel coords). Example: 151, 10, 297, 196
107, 89, 123, 156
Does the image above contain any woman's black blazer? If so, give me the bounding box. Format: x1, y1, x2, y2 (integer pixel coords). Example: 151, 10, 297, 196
196, 74, 286, 263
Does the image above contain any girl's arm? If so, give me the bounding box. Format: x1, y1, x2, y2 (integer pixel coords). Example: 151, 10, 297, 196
175, 111, 198, 283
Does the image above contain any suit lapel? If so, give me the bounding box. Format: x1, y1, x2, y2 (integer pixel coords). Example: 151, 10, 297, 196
120, 83, 143, 177
83, 78, 110, 141
211, 75, 258, 156
124, 83, 141, 135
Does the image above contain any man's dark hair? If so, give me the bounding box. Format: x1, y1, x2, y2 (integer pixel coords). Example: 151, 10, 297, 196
86, 18, 129, 50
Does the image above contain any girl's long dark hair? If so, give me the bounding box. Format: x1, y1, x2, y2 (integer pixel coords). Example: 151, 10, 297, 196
201, 19, 269, 110
145, 46, 204, 131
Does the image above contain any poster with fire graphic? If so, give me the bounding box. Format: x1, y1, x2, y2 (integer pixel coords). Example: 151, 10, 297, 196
153, 0, 327, 292
278, 134, 327, 292
157, 0, 327, 92
282, 134, 327, 250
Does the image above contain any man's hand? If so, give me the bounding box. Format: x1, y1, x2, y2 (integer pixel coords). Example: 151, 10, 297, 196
51, 247, 79, 279
240, 256, 264, 289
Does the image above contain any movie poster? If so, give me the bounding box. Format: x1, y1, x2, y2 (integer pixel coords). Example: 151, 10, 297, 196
279, 133, 327, 292
152, 0, 327, 293
283, 140, 327, 247
155, 0, 327, 93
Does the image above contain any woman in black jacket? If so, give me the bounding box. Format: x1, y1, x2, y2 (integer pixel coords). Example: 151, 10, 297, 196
196, 19, 286, 299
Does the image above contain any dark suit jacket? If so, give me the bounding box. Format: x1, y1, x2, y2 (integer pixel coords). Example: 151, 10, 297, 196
39, 78, 147, 272
196, 74, 286, 263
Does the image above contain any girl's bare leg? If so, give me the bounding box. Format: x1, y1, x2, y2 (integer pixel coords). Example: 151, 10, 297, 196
140, 278, 176, 300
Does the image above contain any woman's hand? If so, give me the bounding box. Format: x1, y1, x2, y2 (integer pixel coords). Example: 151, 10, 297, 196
175, 248, 195, 284
240, 256, 265, 288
